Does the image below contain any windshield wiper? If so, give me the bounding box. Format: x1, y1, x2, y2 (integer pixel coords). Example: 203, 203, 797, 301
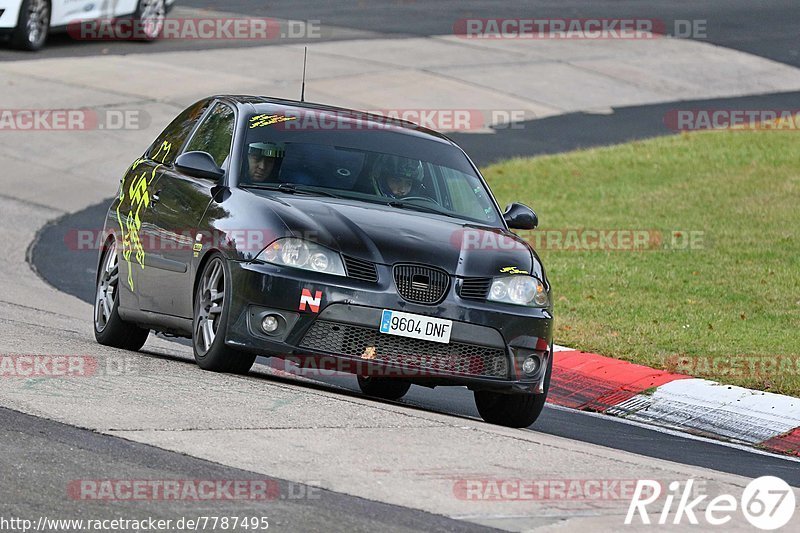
386, 200, 461, 220
240, 183, 342, 198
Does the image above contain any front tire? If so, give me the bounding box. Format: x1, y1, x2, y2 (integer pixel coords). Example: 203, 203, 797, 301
357, 376, 411, 401
94, 238, 150, 350
474, 352, 552, 428
193, 255, 255, 374
11, 0, 50, 51
132, 0, 166, 41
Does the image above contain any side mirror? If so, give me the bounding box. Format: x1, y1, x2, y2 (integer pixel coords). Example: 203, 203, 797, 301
503, 203, 538, 230
175, 151, 225, 182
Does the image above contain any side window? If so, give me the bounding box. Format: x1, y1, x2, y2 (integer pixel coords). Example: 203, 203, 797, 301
184, 103, 236, 168
147, 99, 210, 165
441, 167, 496, 222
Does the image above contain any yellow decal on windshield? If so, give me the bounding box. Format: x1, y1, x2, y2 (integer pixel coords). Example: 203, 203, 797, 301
500, 266, 529, 275
249, 114, 297, 128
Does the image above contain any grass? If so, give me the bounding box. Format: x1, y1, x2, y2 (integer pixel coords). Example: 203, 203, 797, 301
482, 130, 800, 395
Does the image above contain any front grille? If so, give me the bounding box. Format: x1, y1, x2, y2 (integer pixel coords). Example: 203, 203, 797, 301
393, 264, 450, 304
299, 320, 509, 378
459, 277, 492, 300
343, 255, 378, 282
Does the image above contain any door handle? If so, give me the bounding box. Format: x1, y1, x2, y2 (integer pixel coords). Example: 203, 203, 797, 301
150, 190, 162, 206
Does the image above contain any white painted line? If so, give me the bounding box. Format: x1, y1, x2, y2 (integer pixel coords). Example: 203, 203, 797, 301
553, 344, 577, 352
611, 379, 800, 445
544, 403, 800, 463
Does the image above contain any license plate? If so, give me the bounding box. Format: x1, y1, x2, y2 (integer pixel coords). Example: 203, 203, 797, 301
379, 310, 452, 344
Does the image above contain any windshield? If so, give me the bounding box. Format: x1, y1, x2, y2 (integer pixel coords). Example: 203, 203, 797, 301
240, 113, 501, 225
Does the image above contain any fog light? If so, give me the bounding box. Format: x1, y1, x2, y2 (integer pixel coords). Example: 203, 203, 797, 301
522, 356, 540, 376
261, 314, 280, 334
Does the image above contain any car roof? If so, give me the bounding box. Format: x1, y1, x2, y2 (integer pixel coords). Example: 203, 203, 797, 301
214, 95, 459, 146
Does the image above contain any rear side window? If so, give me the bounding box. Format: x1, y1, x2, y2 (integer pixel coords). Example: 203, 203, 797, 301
184, 103, 236, 167
146, 99, 210, 165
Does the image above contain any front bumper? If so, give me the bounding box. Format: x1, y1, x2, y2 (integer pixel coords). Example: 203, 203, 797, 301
224, 260, 553, 394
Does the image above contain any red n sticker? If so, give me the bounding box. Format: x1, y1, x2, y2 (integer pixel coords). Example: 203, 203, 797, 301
299, 289, 323, 313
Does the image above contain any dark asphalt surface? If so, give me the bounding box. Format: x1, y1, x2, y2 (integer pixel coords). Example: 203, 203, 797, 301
182, 0, 800, 67
449, 90, 800, 165
0, 1, 798, 68
0, 407, 495, 532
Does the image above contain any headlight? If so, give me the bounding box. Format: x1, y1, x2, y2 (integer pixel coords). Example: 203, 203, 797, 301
488, 275, 549, 307
255, 238, 346, 276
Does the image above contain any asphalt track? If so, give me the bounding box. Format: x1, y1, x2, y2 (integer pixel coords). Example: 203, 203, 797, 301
7, 0, 800, 527
182, 0, 800, 67
1, 1, 798, 68
0, 407, 492, 532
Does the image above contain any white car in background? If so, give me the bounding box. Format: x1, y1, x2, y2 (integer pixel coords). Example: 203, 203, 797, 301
0, 0, 175, 51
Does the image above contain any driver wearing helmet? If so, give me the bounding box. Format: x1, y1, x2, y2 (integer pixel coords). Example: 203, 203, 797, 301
377, 159, 424, 199
245, 142, 285, 183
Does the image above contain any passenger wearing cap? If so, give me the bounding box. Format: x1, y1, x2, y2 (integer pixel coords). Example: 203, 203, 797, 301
245, 142, 284, 183
377, 159, 424, 199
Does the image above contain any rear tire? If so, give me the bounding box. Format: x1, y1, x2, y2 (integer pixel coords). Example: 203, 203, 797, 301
94, 238, 150, 351
193, 255, 255, 374
474, 351, 552, 428
357, 376, 411, 401
11, 0, 50, 51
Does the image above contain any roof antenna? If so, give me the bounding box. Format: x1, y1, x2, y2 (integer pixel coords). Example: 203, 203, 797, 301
300, 47, 308, 102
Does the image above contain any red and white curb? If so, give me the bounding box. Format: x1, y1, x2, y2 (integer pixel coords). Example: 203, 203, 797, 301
550, 344, 800, 457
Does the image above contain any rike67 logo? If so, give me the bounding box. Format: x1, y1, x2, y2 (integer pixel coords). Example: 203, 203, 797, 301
626, 477, 796, 530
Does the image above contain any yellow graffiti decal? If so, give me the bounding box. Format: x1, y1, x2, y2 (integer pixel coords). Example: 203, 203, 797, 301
115, 163, 163, 290
151, 140, 172, 163
500, 266, 529, 275
130, 157, 147, 171
249, 114, 297, 129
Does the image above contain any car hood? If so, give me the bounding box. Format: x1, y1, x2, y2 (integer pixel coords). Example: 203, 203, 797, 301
263, 195, 542, 279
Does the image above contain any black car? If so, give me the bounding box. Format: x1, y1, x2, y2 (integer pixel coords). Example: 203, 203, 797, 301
94, 95, 553, 427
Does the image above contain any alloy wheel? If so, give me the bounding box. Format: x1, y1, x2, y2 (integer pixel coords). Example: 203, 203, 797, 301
25, 0, 49, 46
195, 259, 225, 354
138, 0, 166, 39
95, 241, 119, 333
